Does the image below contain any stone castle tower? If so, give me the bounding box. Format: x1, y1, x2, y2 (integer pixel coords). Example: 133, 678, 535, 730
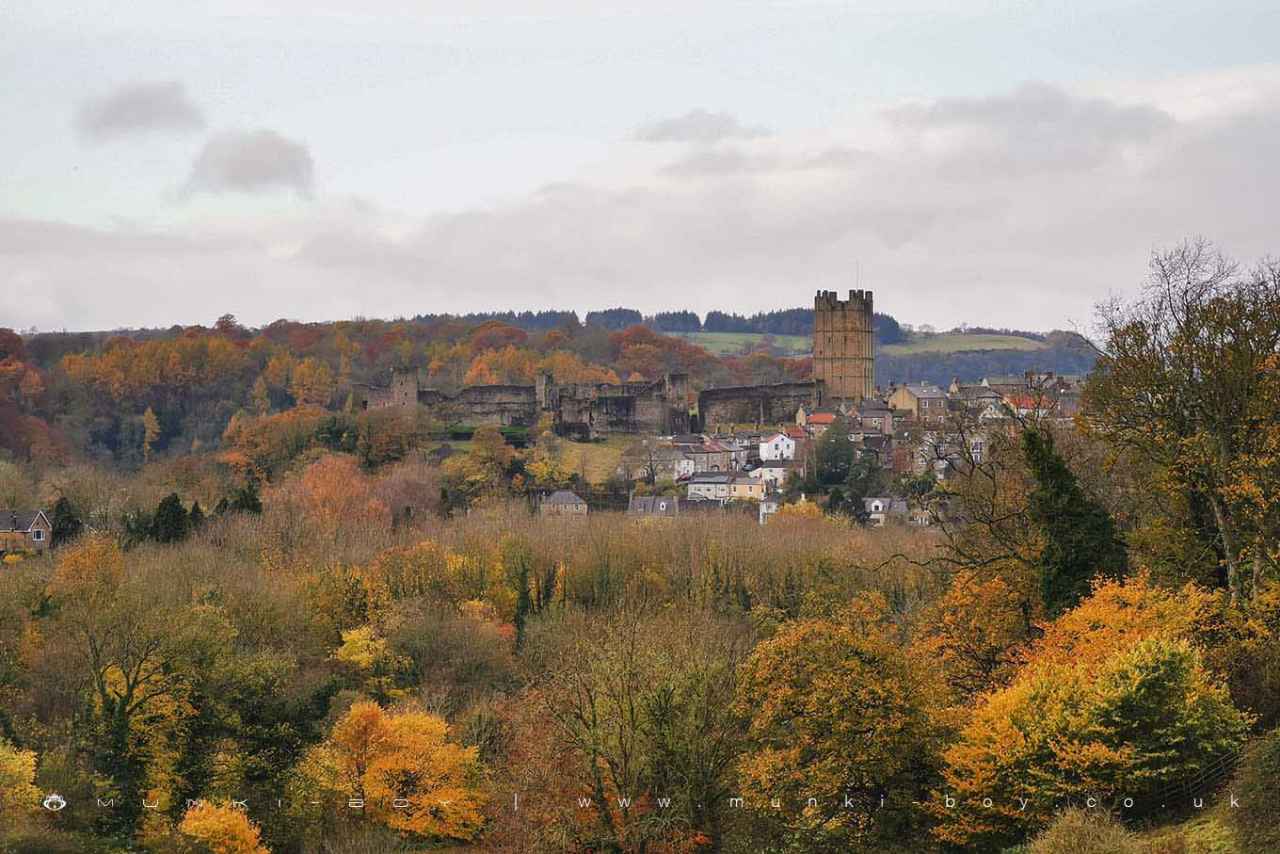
813, 289, 875, 401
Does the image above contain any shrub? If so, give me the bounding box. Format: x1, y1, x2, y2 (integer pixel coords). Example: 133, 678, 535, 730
1227, 728, 1280, 850
1028, 808, 1140, 854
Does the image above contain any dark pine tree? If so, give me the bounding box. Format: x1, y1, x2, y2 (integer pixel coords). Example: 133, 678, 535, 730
151, 493, 190, 543
229, 479, 263, 514
188, 500, 206, 530
49, 496, 83, 545
1022, 427, 1128, 614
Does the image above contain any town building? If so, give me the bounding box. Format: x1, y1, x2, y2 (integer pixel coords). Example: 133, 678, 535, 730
759, 432, 796, 461
627, 494, 680, 517
0, 510, 52, 554
539, 490, 588, 516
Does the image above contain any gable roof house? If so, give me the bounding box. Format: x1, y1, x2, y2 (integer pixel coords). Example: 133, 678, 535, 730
1, 510, 52, 555
628, 494, 680, 517
540, 490, 588, 516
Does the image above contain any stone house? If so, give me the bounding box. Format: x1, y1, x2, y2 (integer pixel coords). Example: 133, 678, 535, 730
888, 383, 948, 422
0, 510, 52, 554
729, 475, 765, 502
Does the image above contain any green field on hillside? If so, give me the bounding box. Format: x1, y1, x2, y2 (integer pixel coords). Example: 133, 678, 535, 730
672, 330, 1044, 357
672, 331, 811, 355
880, 332, 1046, 355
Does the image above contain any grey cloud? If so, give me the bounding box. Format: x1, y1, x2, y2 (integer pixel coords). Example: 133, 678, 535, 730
183, 129, 315, 197
660, 145, 878, 178
634, 109, 770, 143
76, 81, 205, 141
889, 82, 1177, 174
660, 148, 779, 177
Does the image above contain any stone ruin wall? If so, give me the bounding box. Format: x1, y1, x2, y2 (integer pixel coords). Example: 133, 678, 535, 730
696, 381, 823, 431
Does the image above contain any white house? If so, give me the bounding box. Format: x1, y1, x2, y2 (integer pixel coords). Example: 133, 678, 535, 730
863, 496, 908, 526
748, 462, 791, 489
686, 473, 733, 502
758, 432, 796, 461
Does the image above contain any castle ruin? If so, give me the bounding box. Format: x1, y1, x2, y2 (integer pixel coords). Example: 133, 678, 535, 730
356, 370, 690, 439
356, 289, 873, 435
813, 289, 875, 402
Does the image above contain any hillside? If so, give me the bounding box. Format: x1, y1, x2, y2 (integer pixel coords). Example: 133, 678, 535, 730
671, 327, 1097, 388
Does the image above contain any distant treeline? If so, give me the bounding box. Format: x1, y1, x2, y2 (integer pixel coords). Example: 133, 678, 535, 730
413, 310, 580, 330
580, 306, 907, 345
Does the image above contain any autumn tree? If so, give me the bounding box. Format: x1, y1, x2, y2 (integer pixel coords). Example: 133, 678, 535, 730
912, 570, 1034, 701
524, 608, 749, 853
0, 737, 39, 828
289, 357, 335, 408
935, 628, 1248, 848
294, 700, 484, 843
1084, 240, 1280, 602
142, 406, 161, 464
734, 593, 945, 849
178, 802, 270, 854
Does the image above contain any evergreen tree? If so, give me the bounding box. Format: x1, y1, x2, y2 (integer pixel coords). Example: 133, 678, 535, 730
1022, 427, 1127, 614
188, 500, 205, 530
229, 479, 263, 514
49, 496, 82, 545
151, 493, 190, 543
814, 416, 855, 485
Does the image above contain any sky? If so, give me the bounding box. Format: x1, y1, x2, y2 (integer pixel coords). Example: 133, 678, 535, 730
2, 1, 1278, 333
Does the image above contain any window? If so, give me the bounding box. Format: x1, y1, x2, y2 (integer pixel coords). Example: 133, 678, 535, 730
33, 529, 43, 541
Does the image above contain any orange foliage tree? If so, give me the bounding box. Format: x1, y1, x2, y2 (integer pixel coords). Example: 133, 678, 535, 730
178, 801, 270, 854
294, 700, 484, 842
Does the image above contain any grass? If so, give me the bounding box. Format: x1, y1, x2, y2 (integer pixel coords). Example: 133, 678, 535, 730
881, 332, 1046, 356
671, 331, 812, 356
561, 435, 633, 484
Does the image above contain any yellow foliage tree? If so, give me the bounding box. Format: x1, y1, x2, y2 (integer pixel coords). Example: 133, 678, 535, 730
0, 737, 39, 819
296, 700, 485, 841
289, 357, 335, 408
734, 593, 946, 847
142, 406, 160, 464
178, 801, 270, 854
934, 633, 1249, 849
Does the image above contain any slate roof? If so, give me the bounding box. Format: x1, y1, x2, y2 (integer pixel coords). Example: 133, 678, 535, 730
543, 490, 586, 505
0, 511, 47, 533
628, 495, 680, 516
903, 383, 947, 399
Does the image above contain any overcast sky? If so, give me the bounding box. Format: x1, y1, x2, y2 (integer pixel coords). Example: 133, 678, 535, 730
3, 1, 1278, 333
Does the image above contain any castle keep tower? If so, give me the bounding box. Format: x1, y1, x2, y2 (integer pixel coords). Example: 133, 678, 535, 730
813, 289, 875, 402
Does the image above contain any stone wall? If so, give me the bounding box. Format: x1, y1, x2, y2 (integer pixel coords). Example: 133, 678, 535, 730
697, 381, 823, 431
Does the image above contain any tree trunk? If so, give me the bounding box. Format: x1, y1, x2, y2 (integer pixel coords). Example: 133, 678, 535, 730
1209, 495, 1243, 605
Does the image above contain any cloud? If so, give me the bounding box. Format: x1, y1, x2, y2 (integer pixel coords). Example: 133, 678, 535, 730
887, 82, 1177, 175
659, 147, 779, 177
76, 81, 205, 141
634, 109, 770, 143
183, 130, 315, 197
6, 73, 1280, 334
